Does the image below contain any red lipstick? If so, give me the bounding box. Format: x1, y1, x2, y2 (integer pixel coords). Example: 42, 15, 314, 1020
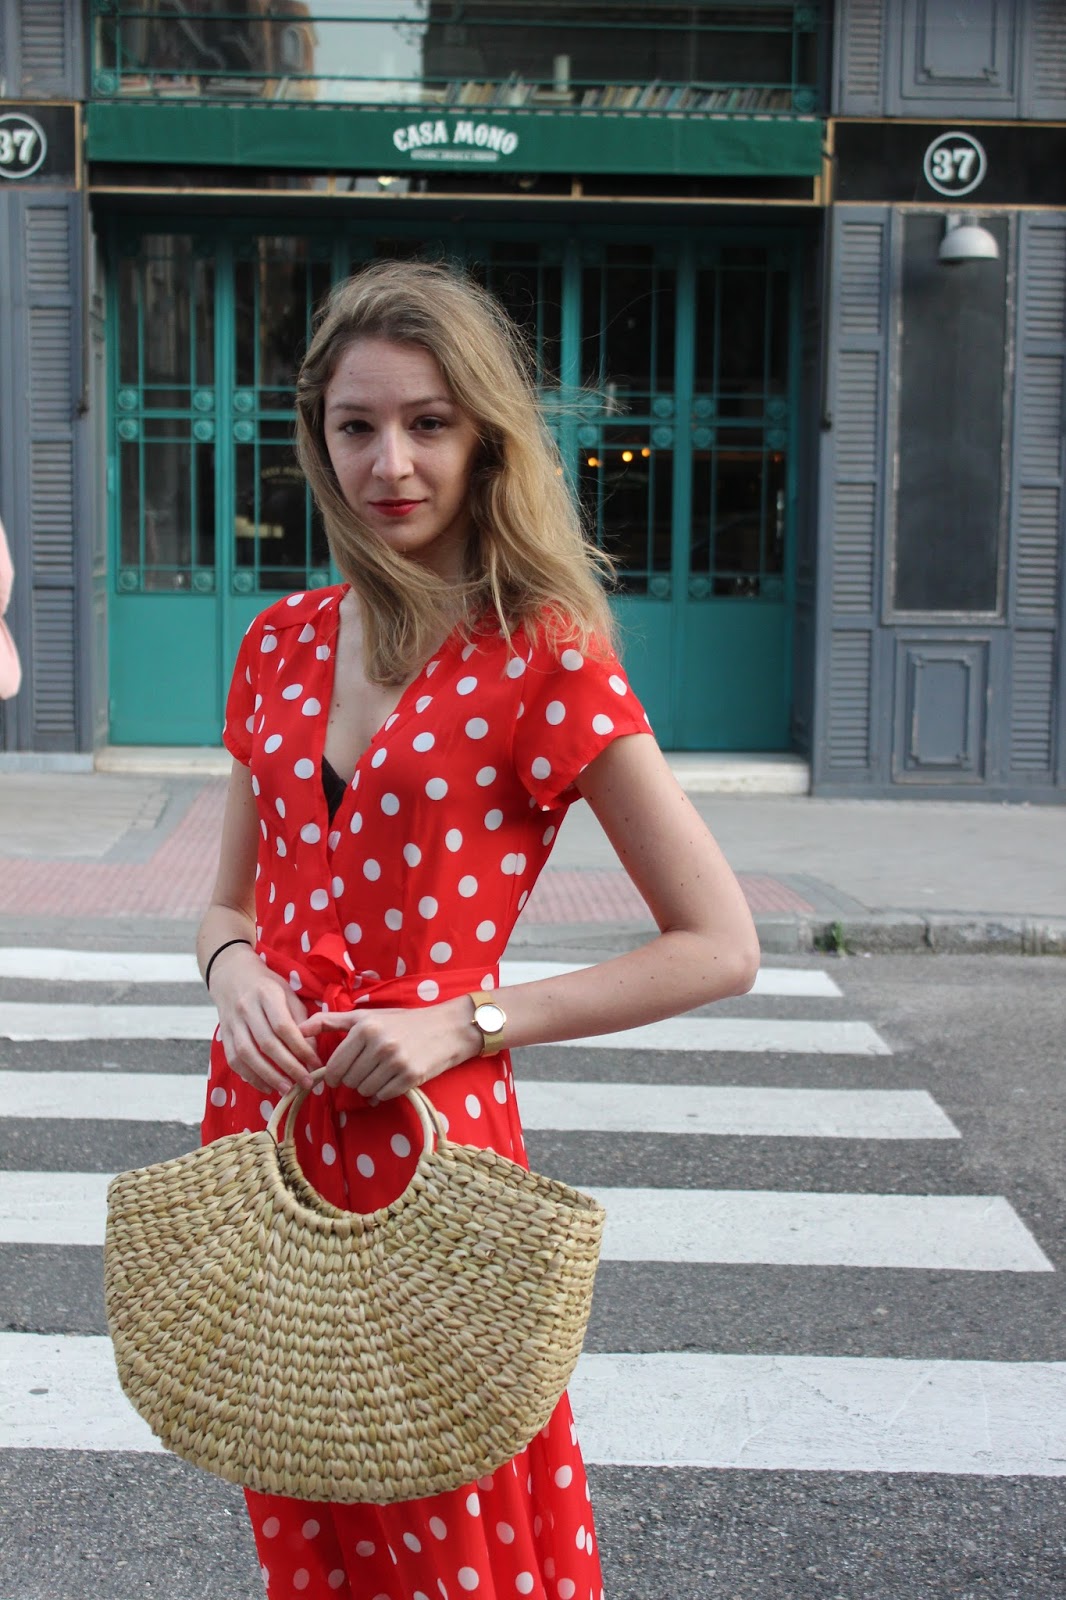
371, 499, 422, 518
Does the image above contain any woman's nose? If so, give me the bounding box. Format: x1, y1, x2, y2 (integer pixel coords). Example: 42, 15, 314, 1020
373, 427, 413, 480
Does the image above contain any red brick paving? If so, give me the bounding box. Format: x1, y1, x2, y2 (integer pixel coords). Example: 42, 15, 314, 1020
0, 780, 814, 924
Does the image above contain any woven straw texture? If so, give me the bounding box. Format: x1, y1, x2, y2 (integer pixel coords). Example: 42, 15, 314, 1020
104, 1077, 605, 1504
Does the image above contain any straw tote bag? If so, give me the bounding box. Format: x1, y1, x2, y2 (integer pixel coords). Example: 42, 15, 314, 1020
104, 1068, 606, 1504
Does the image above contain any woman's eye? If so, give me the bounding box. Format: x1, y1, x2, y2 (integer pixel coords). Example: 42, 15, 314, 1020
340, 420, 370, 436
415, 416, 446, 432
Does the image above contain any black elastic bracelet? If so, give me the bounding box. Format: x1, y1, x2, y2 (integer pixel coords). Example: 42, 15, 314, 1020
204, 937, 252, 992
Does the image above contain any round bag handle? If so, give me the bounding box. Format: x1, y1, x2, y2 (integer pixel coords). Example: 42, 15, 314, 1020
267, 1066, 448, 1174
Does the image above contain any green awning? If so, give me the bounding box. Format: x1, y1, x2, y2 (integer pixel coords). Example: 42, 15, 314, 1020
87, 101, 823, 179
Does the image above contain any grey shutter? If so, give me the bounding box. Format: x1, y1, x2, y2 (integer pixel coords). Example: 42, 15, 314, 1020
16, 194, 83, 750
15, 0, 80, 97
813, 208, 892, 788
835, 0, 885, 114
1008, 216, 1065, 783
1027, 0, 1066, 119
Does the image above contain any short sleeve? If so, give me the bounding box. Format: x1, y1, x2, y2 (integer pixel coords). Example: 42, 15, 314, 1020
512, 635, 652, 809
221, 621, 259, 766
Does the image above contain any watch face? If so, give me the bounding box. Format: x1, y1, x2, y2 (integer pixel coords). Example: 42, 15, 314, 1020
476, 1003, 506, 1034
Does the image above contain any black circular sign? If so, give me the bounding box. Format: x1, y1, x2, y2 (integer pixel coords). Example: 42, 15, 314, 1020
922, 131, 988, 198
0, 112, 48, 181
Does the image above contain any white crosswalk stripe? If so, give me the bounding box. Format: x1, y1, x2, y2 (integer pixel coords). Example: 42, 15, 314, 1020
0, 1172, 1050, 1270
0, 948, 1060, 1489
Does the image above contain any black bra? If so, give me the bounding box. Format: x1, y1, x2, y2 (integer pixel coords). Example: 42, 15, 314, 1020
321, 755, 347, 822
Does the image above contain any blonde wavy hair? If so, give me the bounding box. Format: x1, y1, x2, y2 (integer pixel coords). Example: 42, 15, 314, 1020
295, 259, 616, 684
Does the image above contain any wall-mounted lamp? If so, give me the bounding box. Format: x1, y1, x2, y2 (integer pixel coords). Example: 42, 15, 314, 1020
938, 214, 1000, 266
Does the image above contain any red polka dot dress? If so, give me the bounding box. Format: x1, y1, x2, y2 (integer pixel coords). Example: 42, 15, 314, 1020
201, 584, 650, 1600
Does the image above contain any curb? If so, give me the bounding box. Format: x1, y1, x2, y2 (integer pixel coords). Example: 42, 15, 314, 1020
754, 912, 1066, 956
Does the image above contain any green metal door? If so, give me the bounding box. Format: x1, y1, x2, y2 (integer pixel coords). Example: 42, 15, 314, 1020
107, 224, 797, 749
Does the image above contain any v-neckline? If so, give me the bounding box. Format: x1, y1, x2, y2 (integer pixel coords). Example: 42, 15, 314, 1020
316, 586, 461, 840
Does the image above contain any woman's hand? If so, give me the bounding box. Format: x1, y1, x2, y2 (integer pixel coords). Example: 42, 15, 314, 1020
209, 945, 320, 1097
299, 998, 478, 1102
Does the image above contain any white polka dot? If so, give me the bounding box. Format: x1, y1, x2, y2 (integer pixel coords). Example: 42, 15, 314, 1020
363, 859, 381, 880
344, 922, 362, 943
260, 634, 278, 654
321, 1143, 336, 1166
558, 1582, 576, 1599
275, 837, 287, 858
385, 908, 403, 931
403, 842, 422, 867
357, 1153, 375, 1178
465, 1093, 482, 1119
289, 970, 302, 991
457, 676, 478, 695
250, 774, 260, 794
260, 1099, 273, 1121
545, 700, 566, 725
328, 829, 341, 850
430, 942, 452, 964
445, 828, 463, 852
561, 648, 584, 671
282, 683, 302, 700
493, 1079, 507, 1104
298, 623, 315, 643
328, 1574, 345, 1591
261, 1517, 280, 1538
209, 1086, 227, 1108
545, 1559, 556, 1579
586, 1532, 594, 1554
332, 876, 344, 897
301, 698, 321, 716
501, 853, 517, 874
515, 853, 527, 873
505, 656, 526, 678
462, 642, 478, 660
516, 1578, 534, 1596
294, 758, 315, 779
476, 766, 496, 786
391, 1133, 411, 1158
476, 920, 496, 942
412, 731, 435, 752
300, 823, 320, 844
384, 713, 399, 730
416, 694, 433, 713
609, 673, 628, 694
465, 717, 489, 739
458, 875, 478, 897
458, 1570, 480, 1592
425, 659, 439, 676
429, 1516, 447, 1540
418, 979, 440, 1001
495, 1521, 515, 1544
263, 733, 283, 754
466, 1493, 480, 1515
300, 931, 311, 953
592, 713, 614, 735
395, 957, 406, 977
302, 1519, 320, 1542
575, 1527, 585, 1550
425, 777, 448, 800
531, 756, 551, 780
293, 1570, 310, 1591
350, 811, 363, 833
403, 1532, 422, 1552
355, 1540, 375, 1557
554, 1465, 573, 1487
371, 747, 387, 768
418, 896, 438, 919
542, 825, 556, 845
309, 888, 329, 911
381, 792, 400, 815
317, 643, 330, 660
484, 809, 503, 830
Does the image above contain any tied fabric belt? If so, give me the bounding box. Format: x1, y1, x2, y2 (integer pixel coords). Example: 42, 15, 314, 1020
257, 929, 497, 1020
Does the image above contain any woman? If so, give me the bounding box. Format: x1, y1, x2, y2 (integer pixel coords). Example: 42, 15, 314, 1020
198, 260, 759, 1600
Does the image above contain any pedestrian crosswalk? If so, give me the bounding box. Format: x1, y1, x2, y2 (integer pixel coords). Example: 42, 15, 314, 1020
0, 946, 1062, 1525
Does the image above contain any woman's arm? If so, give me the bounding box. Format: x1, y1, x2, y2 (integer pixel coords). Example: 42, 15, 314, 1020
197, 761, 318, 1093
458, 732, 759, 1051
306, 734, 759, 1099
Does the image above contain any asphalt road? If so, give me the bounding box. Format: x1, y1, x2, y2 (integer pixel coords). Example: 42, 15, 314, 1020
0, 951, 1064, 1600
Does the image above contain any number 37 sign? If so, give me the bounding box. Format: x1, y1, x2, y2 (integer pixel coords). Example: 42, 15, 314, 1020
0, 113, 48, 180
922, 131, 988, 198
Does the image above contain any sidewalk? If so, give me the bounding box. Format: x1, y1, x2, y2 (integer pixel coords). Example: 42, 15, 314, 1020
0, 767, 1064, 954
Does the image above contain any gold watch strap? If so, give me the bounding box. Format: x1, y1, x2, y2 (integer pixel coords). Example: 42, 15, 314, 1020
470, 989, 505, 1056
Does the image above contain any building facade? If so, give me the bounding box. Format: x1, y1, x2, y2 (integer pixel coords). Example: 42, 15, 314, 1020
0, 0, 1063, 798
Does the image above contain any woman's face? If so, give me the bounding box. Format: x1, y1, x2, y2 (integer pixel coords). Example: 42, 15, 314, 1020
323, 338, 481, 582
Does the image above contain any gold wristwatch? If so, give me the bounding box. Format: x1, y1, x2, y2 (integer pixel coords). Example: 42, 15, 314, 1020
469, 990, 507, 1056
